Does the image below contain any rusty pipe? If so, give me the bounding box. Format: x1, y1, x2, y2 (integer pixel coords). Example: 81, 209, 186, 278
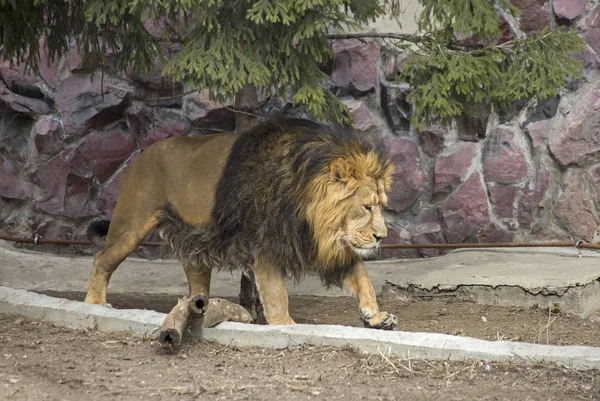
0, 234, 163, 247
0, 233, 598, 251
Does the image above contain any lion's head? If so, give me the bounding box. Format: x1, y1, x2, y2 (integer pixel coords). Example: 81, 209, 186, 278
306, 149, 393, 268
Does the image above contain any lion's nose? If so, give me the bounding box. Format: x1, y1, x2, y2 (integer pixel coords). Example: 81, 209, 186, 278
373, 233, 386, 242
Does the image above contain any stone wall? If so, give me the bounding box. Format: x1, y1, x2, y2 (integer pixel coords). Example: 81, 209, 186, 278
1, 0, 600, 257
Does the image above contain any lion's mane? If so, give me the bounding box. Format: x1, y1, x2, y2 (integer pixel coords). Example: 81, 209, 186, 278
160, 118, 391, 286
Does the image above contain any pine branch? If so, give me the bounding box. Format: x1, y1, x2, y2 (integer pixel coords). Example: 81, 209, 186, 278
326, 32, 484, 50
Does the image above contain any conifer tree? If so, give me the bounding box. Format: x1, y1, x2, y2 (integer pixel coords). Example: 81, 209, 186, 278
0, 0, 584, 127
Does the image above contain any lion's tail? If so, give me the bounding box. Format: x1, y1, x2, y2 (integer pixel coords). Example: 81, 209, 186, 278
87, 220, 111, 248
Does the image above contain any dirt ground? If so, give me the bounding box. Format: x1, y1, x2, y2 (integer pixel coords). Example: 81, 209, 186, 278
1, 313, 599, 401
41, 291, 600, 347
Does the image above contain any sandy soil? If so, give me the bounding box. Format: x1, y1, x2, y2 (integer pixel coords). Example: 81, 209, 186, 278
41, 291, 600, 347
1, 313, 600, 401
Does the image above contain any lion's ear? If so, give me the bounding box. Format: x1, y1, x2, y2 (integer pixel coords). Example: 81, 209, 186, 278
330, 158, 354, 183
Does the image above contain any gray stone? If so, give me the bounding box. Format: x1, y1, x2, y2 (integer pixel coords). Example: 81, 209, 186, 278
512, 0, 551, 35
137, 109, 191, 150
483, 127, 528, 185
380, 83, 412, 132
97, 158, 136, 218
489, 184, 518, 219
58, 72, 132, 136
0, 159, 33, 200
34, 118, 63, 160
385, 136, 426, 212
331, 39, 379, 94
554, 0, 589, 21
380, 226, 421, 259
433, 143, 477, 195
554, 170, 598, 241
456, 112, 487, 142
0, 111, 35, 164
518, 159, 551, 229
79, 125, 138, 183
125, 101, 154, 136
32, 147, 96, 218
342, 99, 375, 132
127, 105, 191, 149
588, 163, 600, 205
477, 223, 513, 243
0, 61, 39, 90
131, 74, 185, 108
574, 46, 600, 82
183, 91, 236, 132
524, 119, 553, 152
553, 0, 589, 21
33, 219, 77, 242
0, 79, 52, 114
36, 37, 59, 88
441, 173, 491, 243
550, 83, 600, 167
412, 215, 445, 258
419, 125, 445, 157
581, 8, 600, 53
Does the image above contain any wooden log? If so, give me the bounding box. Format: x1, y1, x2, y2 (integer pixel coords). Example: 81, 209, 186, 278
202, 298, 253, 328
158, 295, 253, 349
158, 293, 208, 348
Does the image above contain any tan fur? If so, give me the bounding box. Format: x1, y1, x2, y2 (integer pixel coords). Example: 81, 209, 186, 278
84, 133, 238, 306
84, 120, 396, 330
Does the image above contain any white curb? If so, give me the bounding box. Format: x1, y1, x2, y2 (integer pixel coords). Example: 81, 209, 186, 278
1, 286, 599, 370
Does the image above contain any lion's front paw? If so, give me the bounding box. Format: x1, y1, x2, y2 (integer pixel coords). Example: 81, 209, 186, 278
361, 311, 397, 330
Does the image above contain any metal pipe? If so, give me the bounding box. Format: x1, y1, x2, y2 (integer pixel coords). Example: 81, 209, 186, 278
0, 234, 163, 247
0, 234, 598, 251
380, 241, 574, 249
381, 241, 600, 250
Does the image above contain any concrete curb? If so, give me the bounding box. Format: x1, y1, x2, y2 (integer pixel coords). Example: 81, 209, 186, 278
0, 286, 164, 336
2, 286, 600, 370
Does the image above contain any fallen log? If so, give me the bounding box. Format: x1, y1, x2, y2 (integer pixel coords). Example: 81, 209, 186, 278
202, 298, 253, 328
158, 293, 209, 348
158, 295, 253, 348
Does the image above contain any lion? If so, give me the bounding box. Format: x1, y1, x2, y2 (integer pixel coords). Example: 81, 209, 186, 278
84, 117, 397, 330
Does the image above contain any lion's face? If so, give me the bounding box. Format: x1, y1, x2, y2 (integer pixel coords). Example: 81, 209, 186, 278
339, 177, 388, 258
306, 154, 392, 267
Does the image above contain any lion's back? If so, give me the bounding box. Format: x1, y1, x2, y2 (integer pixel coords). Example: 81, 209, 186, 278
114, 132, 239, 227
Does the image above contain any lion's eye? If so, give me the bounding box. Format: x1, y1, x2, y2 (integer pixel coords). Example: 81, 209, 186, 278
364, 205, 372, 211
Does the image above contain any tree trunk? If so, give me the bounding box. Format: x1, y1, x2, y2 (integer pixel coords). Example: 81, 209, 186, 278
233, 84, 266, 324
234, 83, 260, 131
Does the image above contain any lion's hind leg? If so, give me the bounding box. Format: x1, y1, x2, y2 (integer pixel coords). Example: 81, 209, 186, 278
183, 262, 212, 298
157, 207, 216, 299
84, 212, 161, 306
